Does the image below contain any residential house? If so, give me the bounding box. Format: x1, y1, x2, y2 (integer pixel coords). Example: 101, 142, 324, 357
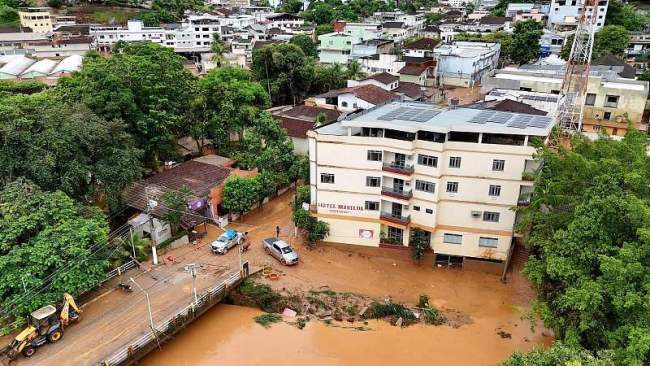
18, 7, 52, 33
403, 37, 440, 59
548, 0, 608, 32
263, 13, 305, 30
358, 53, 406, 74
347, 72, 426, 101
382, 22, 410, 43
268, 104, 342, 154
421, 25, 441, 39
350, 39, 394, 59
398, 60, 436, 86
318, 32, 354, 64
310, 84, 400, 112
434, 41, 500, 87
467, 98, 547, 115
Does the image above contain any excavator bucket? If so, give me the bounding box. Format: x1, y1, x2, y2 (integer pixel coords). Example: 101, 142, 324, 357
0, 345, 15, 365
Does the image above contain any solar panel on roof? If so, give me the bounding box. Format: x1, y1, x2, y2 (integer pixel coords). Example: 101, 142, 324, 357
378, 106, 439, 122
488, 112, 514, 124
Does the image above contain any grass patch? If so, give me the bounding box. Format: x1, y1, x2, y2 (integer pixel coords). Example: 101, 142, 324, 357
422, 307, 446, 325
309, 289, 337, 297
345, 304, 359, 317
254, 313, 282, 328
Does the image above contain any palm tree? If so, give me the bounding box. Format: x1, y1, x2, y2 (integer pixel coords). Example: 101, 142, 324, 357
346, 61, 366, 80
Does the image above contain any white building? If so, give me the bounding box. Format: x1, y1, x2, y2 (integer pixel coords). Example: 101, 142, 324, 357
433, 41, 500, 87
307, 101, 552, 270
548, 0, 608, 31
18, 7, 53, 33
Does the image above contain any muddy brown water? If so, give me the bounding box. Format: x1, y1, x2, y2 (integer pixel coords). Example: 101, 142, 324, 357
141, 304, 551, 366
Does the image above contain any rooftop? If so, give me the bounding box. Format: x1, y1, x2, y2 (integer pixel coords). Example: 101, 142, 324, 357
316, 84, 400, 105
269, 104, 341, 138
467, 99, 547, 115
404, 37, 441, 50
316, 101, 554, 137
363, 72, 399, 85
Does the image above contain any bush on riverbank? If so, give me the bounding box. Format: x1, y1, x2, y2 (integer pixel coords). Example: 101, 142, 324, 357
254, 313, 282, 328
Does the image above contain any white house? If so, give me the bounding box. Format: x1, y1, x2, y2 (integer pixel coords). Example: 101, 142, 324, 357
433, 41, 500, 87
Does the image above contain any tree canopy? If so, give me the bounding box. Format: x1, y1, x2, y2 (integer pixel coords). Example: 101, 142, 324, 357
56, 42, 195, 168
509, 20, 543, 65
0, 180, 110, 320
605, 0, 650, 31
561, 25, 630, 60
517, 129, 650, 364
290, 34, 318, 58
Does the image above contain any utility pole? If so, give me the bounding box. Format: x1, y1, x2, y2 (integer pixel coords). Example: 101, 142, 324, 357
130, 277, 155, 331
184, 264, 199, 306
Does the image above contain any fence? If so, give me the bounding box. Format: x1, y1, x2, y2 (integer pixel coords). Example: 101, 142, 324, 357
99, 270, 244, 366
103, 260, 138, 284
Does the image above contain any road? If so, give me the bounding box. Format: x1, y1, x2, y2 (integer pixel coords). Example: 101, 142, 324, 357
16, 224, 243, 366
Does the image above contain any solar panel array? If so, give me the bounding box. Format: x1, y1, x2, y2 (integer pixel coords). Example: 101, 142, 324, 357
467, 110, 552, 129
378, 107, 439, 122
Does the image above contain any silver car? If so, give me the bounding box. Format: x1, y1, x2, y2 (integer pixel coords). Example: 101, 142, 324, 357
263, 238, 299, 265
211, 230, 242, 255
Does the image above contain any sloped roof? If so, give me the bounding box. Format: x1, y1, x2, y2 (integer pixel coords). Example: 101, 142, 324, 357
398, 62, 433, 76
364, 72, 399, 85
50, 55, 83, 74
404, 37, 441, 50
269, 104, 341, 138
266, 13, 303, 20
22, 58, 57, 75
468, 99, 547, 116
592, 54, 637, 79
317, 84, 400, 105
394, 81, 423, 100
479, 16, 509, 25
0, 56, 35, 76
383, 21, 404, 28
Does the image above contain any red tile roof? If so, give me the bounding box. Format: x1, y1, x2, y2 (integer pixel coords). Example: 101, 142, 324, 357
317, 84, 400, 105
364, 72, 399, 85
394, 82, 423, 100
404, 37, 441, 50
398, 63, 433, 76
270, 105, 341, 138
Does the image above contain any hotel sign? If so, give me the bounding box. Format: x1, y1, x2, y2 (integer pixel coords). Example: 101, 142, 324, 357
318, 202, 364, 214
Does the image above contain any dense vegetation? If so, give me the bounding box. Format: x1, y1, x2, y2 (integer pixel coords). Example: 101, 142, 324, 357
561, 25, 630, 60
513, 129, 650, 364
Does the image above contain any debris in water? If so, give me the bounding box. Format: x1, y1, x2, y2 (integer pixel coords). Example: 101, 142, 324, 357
395, 317, 403, 327
497, 330, 512, 339
283, 308, 297, 317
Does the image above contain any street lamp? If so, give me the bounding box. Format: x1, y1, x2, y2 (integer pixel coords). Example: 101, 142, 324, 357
130, 277, 155, 331
184, 264, 199, 306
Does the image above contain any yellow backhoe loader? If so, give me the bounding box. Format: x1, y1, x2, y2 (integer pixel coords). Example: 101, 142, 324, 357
0, 293, 81, 363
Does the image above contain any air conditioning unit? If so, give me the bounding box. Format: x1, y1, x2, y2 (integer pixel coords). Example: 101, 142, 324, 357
471, 210, 482, 217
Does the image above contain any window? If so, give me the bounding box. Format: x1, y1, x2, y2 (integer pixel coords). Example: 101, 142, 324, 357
605, 95, 619, 108
341, 101, 348, 107
365, 201, 379, 210
367, 150, 383, 161
443, 233, 462, 244
479, 237, 498, 248
415, 180, 435, 193
320, 173, 335, 184
585, 93, 596, 106
366, 176, 381, 187
483, 211, 500, 222
519, 87, 532, 92
488, 185, 501, 197
449, 156, 461, 168
417, 154, 438, 167
446, 181, 458, 193
603, 112, 612, 120
413, 205, 420, 211
387, 226, 404, 244
492, 159, 505, 171
425, 208, 433, 214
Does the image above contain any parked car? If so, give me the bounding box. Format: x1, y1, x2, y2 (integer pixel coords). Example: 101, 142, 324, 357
211, 229, 242, 254
262, 238, 299, 265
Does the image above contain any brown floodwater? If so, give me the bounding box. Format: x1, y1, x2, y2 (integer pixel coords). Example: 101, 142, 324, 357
141, 304, 550, 366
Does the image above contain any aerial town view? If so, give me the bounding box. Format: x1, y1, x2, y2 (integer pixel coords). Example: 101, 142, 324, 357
0, 0, 649, 364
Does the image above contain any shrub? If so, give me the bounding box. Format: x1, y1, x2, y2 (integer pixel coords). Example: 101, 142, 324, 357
422, 307, 446, 326
366, 301, 416, 325
254, 313, 282, 328
418, 294, 430, 308
239, 279, 282, 312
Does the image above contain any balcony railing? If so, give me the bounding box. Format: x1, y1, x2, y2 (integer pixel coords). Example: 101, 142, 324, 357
604, 102, 618, 108
380, 212, 411, 225
381, 186, 412, 200
382, 162, 414, 175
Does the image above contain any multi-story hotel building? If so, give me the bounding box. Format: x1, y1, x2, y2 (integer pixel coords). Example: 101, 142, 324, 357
307, 101, 553, 269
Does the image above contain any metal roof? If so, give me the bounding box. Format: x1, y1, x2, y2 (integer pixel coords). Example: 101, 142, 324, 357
0, 56, 35, 76
22, 58, 57, 76
50, 55, 83, 74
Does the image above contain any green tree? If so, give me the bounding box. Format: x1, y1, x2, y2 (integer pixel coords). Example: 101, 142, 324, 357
426, 13, 443, 25
638, 70, 650, 82
606, 0, 650, 31
222, 176, 261, 216
161, 185, 193, 235
252, 43, 315, 105
593, 25, 630, 58
280, 0, 303, 13
198, 67, 270, 145
409, 228, 429, 264
346, 60, 366, 80
0, 93, 143, 212
503, 343, 616, 366
0, 179, 110, 319
315, 24, 334, 35
56, 42, 194, 169
152, 0, 204, 20
290, 34, 318, 58
560, 34, 574, 60
517, 129, 650, 363
509, 20, 543, 65
140, 12, 161, 27
303, 2, 334, 24
310, 63, 347, 94
211, 33, 228, 66
491, 0, 532, 17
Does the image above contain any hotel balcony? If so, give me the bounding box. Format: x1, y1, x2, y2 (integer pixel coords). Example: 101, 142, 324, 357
381, 186, 412, 200
382, 162, 414, 176
380, 212, 411, 225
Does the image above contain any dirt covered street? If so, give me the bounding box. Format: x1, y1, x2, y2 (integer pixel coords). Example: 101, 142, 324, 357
141, 189, 552, 366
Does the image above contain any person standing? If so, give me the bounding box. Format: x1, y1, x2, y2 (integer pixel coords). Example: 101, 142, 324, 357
276, 226, 280, 238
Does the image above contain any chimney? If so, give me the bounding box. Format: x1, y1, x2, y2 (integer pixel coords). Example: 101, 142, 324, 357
333, 20, 346, 33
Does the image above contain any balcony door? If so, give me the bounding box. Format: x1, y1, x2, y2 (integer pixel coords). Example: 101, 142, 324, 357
394, 153, 406, 168
391, 202, 403, 218
393, 178, 404, 193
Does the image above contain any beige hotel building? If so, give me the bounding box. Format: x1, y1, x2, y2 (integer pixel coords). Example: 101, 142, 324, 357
307, 101, 552, 269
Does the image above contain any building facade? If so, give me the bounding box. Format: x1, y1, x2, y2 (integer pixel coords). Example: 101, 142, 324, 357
307, 101, 552, 269
433, 41, 500, 87
548, 0, 608, 31
18, 7, 53, 33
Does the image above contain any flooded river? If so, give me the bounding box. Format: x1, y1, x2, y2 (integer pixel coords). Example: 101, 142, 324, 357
141, 304, 550, 366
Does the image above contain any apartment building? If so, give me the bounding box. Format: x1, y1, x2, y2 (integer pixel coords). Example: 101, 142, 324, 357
548, 0, 608, 32
433, 41, 500, 87
481, 66, 649, 137
18, 7, 53, 33
307, 101, 553, 270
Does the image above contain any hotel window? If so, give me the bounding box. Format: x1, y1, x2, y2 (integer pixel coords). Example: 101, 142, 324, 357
365, 201, 379, 210
449, 156, 461, 168
367, 150, 383, 161
483, 211, 500, 222
415, 180, 435, 193
446, 181, 458, 193
479, 237, 498, 248
366, 176, 381, 187
417, 154, 438, 167
320, 173, 335, 184
443, 233, 462, 244
488, 185, 501, 197
492, 159, 505, 171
